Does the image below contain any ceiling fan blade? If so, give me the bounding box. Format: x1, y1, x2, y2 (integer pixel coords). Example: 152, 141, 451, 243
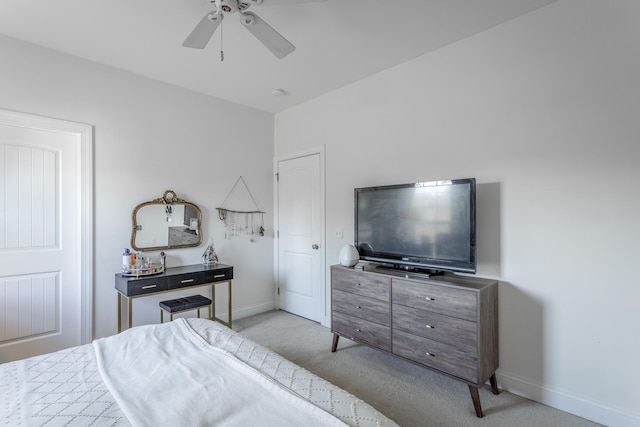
183, 11, 223, 49
240, 12, 295, 59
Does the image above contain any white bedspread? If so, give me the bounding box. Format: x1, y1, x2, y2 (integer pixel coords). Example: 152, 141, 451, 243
93, 318, 347, 427
2, 318, 397, 426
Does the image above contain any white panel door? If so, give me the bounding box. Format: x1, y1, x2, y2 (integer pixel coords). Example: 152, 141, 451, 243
276, 151, 324, 323
0, 110, 92, 363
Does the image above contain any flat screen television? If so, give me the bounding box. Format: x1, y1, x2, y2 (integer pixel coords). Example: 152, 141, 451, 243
354, 178, 476, 275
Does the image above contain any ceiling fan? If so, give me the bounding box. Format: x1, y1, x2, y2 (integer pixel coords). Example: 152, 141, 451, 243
183, 0, 325, 59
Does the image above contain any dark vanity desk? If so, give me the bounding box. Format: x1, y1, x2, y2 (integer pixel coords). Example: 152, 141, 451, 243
115, 263, 233, 332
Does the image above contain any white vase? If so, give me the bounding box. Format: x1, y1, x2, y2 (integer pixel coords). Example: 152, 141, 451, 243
339, 245, 360, 267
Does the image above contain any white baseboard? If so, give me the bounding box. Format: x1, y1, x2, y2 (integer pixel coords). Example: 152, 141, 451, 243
497, 370, 640, 427
224, 301, 276, 323
322, 314, 331, 328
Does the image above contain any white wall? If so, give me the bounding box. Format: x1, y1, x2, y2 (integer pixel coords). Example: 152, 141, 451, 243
0, 34, 276, 340
274, 1, 640, 426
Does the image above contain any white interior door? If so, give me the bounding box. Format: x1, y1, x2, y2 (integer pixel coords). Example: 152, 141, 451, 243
276, 150, 324, 323
0, 109, 92, 363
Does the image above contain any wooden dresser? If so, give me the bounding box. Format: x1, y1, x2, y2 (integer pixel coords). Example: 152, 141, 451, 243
330, 264, 499, 417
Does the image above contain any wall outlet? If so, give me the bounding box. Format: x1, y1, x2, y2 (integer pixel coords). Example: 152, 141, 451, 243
335, 228, 343, 239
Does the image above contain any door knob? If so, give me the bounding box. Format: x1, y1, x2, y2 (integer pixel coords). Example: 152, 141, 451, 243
312, 244, 319, 250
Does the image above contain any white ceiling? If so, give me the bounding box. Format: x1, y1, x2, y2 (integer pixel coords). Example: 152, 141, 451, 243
0, 0, 557, 113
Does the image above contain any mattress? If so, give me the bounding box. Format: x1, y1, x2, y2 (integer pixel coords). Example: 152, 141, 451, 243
1, 318, 397, 427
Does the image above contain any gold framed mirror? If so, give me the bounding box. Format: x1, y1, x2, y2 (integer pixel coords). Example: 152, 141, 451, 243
131, 190, 203, 251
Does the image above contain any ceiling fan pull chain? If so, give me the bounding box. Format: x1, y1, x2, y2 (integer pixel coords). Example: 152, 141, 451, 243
220, 20, 224, 62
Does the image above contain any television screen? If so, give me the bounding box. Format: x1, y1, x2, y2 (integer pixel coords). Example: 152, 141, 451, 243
355, 178, 476, 274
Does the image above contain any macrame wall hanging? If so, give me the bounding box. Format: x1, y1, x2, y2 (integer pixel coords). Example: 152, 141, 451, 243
217, 176, 265, 241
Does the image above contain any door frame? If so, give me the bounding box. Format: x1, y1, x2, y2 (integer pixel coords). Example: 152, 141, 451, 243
0, 108, 94, 344
273, 146, 327, 326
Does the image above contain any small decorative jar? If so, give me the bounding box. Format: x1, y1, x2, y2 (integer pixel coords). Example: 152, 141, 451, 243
339, 244, 360, 267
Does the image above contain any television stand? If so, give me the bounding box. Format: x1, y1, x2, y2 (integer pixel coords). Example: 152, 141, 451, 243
375, 264, 445, 278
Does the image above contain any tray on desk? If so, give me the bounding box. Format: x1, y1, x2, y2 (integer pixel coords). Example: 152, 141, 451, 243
121, 265, 164, 277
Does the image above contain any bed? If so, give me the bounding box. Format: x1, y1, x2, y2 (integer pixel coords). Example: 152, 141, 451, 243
1, 318, 398, 426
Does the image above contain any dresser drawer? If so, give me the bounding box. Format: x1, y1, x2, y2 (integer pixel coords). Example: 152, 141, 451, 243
202, 267, 234, 282
332, 267, 390, 301
392, 279, 477, 321
333, 289, 390, 326
167, 267, 233, 289
332, 311, 391, 351
392, 304, 477, 352
118, 276, 168, 296
393, 329, 478, 383
168, 272, 206, 289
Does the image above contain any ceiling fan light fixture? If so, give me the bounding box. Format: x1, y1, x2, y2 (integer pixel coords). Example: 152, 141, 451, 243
219, 0, 239, 13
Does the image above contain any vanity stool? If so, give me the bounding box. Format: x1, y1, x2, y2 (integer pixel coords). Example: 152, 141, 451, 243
159, 295, 212, 323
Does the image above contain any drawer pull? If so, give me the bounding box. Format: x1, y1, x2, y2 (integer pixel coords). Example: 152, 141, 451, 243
424, 296, 435, 301
214, 274, 226, 278
181, 279, 195, 284
425, 324, 434, 329
425, 352, 435, 357
141, 284, 157, 290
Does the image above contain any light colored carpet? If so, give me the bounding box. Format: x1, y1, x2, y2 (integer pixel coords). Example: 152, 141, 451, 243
233, 310, 601, 427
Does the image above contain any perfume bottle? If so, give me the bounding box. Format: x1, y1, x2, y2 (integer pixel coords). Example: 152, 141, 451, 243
122, 249, 132, 273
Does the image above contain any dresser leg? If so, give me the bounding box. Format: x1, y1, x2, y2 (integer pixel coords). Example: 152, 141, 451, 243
489, 373, 499, 395
117, 293, 122, 333
468, 386, 483, 418
331, 334, 340, 352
